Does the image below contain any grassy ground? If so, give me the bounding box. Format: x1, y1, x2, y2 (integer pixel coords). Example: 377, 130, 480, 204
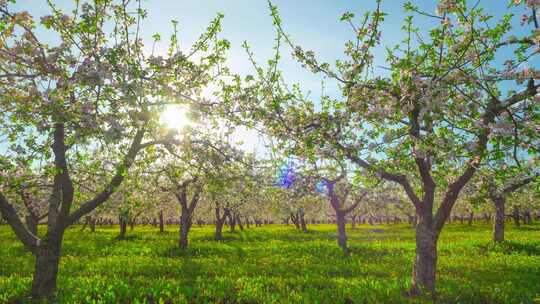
0, 223, 539, 303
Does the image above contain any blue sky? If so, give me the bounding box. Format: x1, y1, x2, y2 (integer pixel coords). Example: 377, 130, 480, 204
6, 0, 535, 155
14, 0, 529, 93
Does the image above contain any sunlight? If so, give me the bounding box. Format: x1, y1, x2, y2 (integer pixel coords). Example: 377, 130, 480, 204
160, 105, 190, 131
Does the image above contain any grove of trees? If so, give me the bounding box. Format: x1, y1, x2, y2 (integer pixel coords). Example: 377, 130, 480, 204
1, 0, 539, 301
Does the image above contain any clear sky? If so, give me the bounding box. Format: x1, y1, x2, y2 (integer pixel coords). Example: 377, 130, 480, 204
13, 0, 530, 91
7, 0, 535, 155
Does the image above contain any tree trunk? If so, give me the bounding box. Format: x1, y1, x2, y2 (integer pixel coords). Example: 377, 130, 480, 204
411, 219, 438, 295
513, 206, 521, 227
31, 242, 62, 299
523, 210, 532, 225
215, 208, 226, 241
228, 213, 236, 232
179, 211, 192, 249
159, 210, 165, 233
290, 212, 300, 230
236, 214, 244, 231
336, 211, 347, 253
118, 216, 127, 239
492, 196, 505, 242
300, 212, 308, 233
215, 219, 224, 240
467, 211, 474, 226
351, 215, 357, 229
179, 225, 189, 249
129, 219, 135, 231
89, 217, 96, 232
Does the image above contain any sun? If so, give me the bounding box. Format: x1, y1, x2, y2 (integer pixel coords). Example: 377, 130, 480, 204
159, 105, 190, 130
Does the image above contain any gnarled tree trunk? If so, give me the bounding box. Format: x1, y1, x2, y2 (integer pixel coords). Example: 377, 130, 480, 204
336, 211, 347, 253
215, 207, 228, 241
179, 210, 191, 249
411, 217, 437, 295
31, 233, 63, 299
492, 196, 505, 242
171, 180, 202, 249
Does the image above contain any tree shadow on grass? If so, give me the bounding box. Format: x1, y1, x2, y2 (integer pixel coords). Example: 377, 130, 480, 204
515, 225, 540, 231
114, 234, 140, 241
176, 257, 202, 282
196, 228, 330, 244
61, 237, 117, 256
475, 240, 540, 256
160, 245, 196, 258
224, 243, 247, 258
157, 241, 253, 260
440, 258, 540, 303
347, 244, 411, 260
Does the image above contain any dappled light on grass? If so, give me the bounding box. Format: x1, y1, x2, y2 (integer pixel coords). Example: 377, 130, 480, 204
1, 223, 539, 303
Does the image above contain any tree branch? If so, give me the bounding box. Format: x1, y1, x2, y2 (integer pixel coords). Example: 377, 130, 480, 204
0, 192, 39, 253
66, 128, 146, 226
339, 144, 422, 209
504, 174, 539, 194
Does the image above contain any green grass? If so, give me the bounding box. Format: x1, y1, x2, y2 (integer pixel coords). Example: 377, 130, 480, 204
1, 223, 539, 303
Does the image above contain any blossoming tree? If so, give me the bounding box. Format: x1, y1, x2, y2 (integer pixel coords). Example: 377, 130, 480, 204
0, 0, 229, 298
161, 134, 247, 249
225, 0, 540, 295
